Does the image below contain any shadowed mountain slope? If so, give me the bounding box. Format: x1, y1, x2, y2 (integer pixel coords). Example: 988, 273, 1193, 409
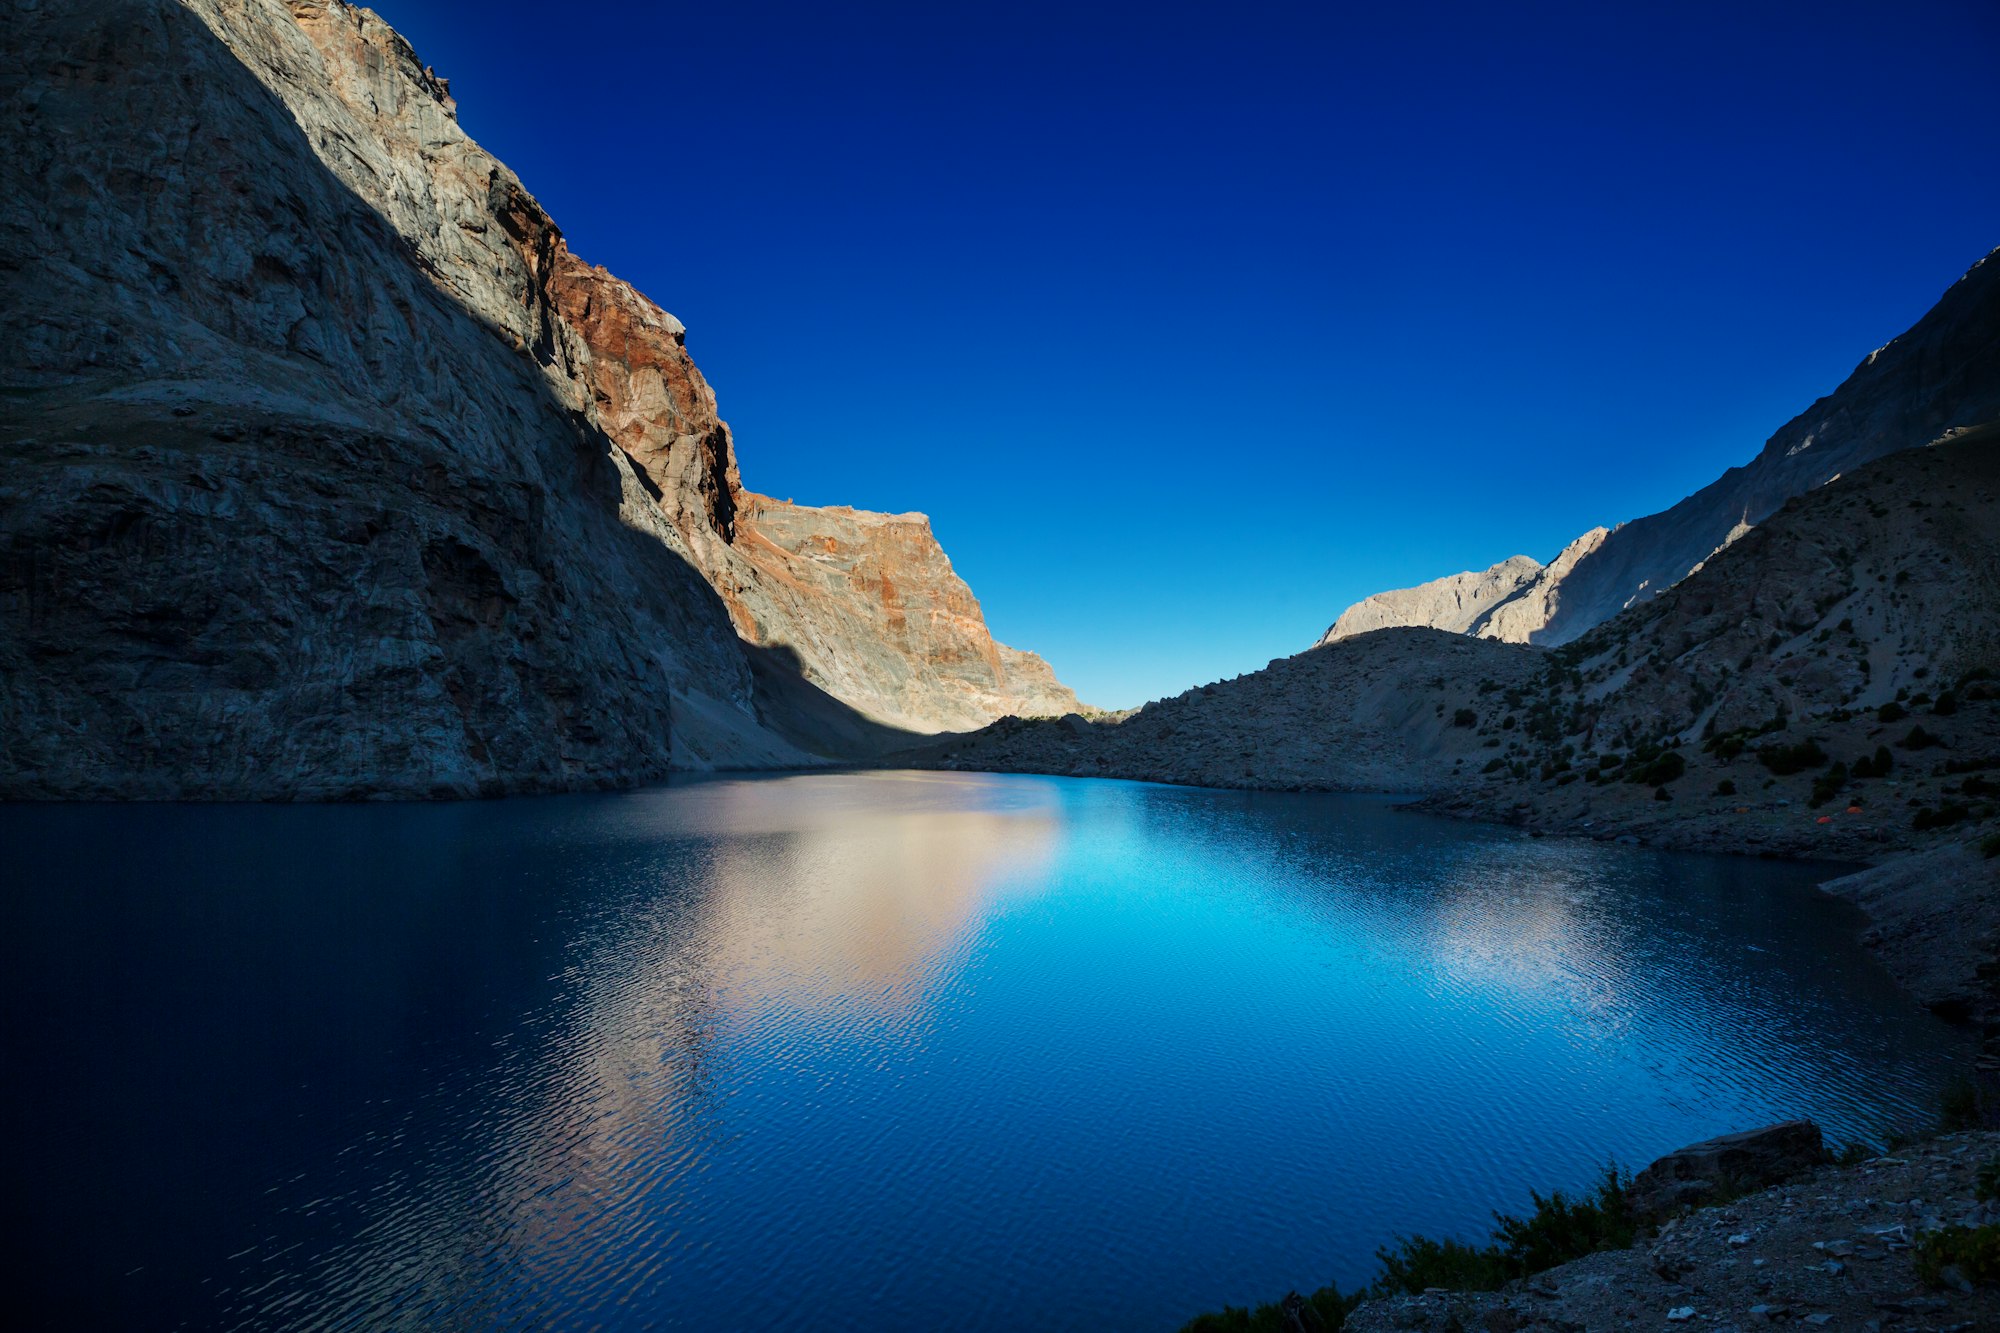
1323, 248, 2000, 647
0, 0, 1072, 798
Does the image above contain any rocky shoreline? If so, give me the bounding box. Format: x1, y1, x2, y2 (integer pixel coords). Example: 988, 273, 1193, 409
1344, 1128, 2000, 1333
896, 735, 2000, 1068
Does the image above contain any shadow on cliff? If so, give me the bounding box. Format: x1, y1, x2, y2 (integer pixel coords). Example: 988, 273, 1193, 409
737, 641, 928, 760
4, 0, 936, 789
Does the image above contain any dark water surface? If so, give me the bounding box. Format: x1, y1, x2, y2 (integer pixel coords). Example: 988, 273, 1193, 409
3, 772, 1968, 1330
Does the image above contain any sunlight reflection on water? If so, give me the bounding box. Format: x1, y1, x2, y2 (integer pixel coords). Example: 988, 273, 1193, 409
3, 772, 1969, 1330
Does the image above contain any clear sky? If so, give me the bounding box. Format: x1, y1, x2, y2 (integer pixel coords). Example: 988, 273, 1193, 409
376, 0, 1998, 709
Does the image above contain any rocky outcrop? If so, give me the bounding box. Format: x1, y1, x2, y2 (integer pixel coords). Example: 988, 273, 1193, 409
537, 242, 1080, 735
1325, 247, 2000, 648
0, 0, 1073, 798
1319, 555, 1542, 644
1470, 525, 1610, 644
1627, 1121, 1828, 1221
724, 498, 1079, 734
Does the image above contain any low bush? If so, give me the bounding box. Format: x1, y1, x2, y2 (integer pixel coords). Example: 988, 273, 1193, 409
1851, 745, 1894, 779
1372, 1167, 1637, 1297
1878, 700, 1909, 723
1453, 708, 1477, 728
1899, 725, 1946, 751
1626, 751, 1685, 786
1177, 1285, 1359, 1332
1912, 804, 1971, 832
1181, 1168, 1641, 1327
1940, 1076, 1989, 1131
1809, 763, 1849, 808
1759, 740, 1827, 775
1914, 1225, 2000, 1289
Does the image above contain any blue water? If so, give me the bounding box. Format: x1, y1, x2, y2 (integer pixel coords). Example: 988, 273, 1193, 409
2, 772, 1968, 1330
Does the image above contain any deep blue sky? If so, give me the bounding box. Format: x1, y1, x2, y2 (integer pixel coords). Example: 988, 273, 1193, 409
380, 0, 1998, 708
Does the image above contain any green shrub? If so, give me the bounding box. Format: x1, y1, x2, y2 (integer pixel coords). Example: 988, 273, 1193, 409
1977, 1159, 1999, 1203
1715, 779, 1736, 796
1877, 700, 1908, 723
1940, 1076, 1987, 1131
1759, 739, 1828, 775
1372, 1167, 1636, 1298
1933, 692, 1960, 716
1809, 763, 1849, 808
1177, 1285, 1359, 1332
1912, 804, 1971, 832
1852, 745, 1895, 780
1899, 725, 1945, 751
1626, 751, 1686, 786
1914, 1225, 2000, 1289
1372, 1235, 1507, 1296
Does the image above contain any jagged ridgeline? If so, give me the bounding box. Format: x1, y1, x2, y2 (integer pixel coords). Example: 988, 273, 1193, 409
1321, 248, 2000, 648
0, 0, 1078, 799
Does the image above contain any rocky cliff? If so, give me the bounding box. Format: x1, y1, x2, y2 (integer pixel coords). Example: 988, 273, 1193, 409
0, 0, 1073, 799
1323, 248, 2000, 647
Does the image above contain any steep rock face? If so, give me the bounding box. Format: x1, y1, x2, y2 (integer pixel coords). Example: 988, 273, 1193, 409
1318, 554, 1541, 644
1469, 525, 1610, 643
0, 0, 1071, 797
724, 498, 1080, 734
536, 227, 1078, 735
1324, 248, 2000, 648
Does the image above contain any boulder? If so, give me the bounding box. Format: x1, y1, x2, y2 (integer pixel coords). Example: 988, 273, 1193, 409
1628, 1120, 1827, 1219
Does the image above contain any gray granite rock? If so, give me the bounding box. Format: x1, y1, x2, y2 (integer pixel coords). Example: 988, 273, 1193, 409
0, 0, 1074, 799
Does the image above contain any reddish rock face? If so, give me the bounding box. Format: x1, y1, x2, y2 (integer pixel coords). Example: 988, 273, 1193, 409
263, 0, 1081, 741
0, 0, 1075, 800
546, 252, 741, 547
475, 150, 1079, 734
726, 498, 1080, 734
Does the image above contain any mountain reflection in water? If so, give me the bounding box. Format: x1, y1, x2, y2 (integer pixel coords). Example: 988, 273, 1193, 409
2, 772, 1968, 1331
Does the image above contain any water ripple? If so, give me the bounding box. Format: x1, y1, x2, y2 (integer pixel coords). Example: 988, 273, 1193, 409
0, 773, 1970, 1331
